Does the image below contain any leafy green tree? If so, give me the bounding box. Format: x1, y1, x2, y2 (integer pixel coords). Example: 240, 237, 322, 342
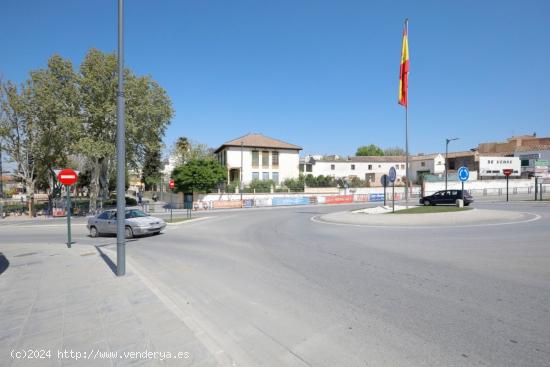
142, 146, 162, 191
172, 159, 226, 193
384, 146, 406, 156
356, 144, 384, 156
283, 175, 305, 191
77, 49, 173, 211
171, 136, 213, 165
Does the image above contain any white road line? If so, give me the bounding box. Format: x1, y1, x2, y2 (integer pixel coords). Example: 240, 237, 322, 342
310, 212, 542, 229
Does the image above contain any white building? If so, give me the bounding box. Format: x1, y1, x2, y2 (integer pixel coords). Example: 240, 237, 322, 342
301, 155, 407, 186
514, 146, 550, 177
409, 153, 445, 183
215, 133, 302, 185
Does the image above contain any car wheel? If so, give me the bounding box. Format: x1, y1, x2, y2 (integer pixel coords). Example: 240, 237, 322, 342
464, 202, 470, 206
125, 226, 134, 239
153, 231, 161, 235
90, 226, 99, 238
423, 200, 430, 206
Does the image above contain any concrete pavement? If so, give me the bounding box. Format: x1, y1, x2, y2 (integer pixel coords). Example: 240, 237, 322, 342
0, 242, 219, 367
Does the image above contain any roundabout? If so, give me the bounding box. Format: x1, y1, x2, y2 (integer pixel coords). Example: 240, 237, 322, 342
313, 205, 541, 228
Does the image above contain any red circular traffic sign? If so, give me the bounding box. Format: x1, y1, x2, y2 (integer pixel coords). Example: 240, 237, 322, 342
57, 168, 78, 186
169, 179, 175, 189
502, 169, 513, 177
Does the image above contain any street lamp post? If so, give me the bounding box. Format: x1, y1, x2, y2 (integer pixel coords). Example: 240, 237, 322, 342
240, 141, 243, 201
116, 0, 126, 276
445, 137, 459, 191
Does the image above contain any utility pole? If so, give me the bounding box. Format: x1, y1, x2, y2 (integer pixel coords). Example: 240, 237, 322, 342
240, 141, 243, 201
116, 0, 126, 276
445, 137, 459, 191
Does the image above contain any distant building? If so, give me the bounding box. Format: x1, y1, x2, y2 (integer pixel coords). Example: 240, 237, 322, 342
215, 133, 302, 186
300, 155, 407, 186
409, 153, 445, 183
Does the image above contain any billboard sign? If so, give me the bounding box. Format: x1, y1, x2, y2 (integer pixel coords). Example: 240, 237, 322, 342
479, 157, 521, 177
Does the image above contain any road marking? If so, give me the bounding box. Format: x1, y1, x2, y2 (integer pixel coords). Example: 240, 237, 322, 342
310, 212, 542, 229
166, 216, 212, 226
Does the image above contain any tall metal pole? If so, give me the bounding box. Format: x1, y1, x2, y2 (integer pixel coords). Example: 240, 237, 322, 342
116, 0, 126, 276
240, 141, 243, 201
405, 105, 409, 208
445, 139, 449, 191
445, 137, 459, 192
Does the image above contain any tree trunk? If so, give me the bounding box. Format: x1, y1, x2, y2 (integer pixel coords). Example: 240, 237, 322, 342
26, 181, 35, 217
89, 158, 100, 213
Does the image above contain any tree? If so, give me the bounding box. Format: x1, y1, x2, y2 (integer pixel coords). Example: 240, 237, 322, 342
142, 145, 162, 191
172, 158, 226, 193
384, 146, 406, 156
356, 144, 384, 156
0, 80, 39, 215
77, 49, 173, 212
171, 136, 213, 165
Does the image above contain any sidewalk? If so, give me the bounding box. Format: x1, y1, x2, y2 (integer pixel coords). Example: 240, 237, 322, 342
0, 243, 218, 367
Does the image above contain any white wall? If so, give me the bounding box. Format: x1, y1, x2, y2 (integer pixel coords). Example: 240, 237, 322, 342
410, 154, 445, 182
310, 160, 406, 182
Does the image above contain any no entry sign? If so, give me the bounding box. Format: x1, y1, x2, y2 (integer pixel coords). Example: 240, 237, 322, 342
169, 179, 175, 189
503, 169, 513, 177
57, 168, 78, 186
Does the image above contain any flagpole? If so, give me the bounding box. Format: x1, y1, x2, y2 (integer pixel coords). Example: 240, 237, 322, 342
405, 104, 409, 208
404, 18, 409, 209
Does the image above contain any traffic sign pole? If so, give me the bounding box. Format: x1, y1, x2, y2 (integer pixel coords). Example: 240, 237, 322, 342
392, 181, 395, 213
66, 185, 72, 248
506, 175, 509, 202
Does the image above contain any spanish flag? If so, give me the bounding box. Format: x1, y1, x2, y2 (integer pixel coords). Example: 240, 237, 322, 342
398, 19, 409, 107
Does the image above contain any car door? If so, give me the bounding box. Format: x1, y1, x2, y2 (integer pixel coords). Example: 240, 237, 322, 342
432, 191, 444, 204
105, 211, 117, 234
93, 211, 109, 232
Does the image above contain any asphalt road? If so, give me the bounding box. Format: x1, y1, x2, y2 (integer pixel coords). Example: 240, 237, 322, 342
1, 202, 550, 366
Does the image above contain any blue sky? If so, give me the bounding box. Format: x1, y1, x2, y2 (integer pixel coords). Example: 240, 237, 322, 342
2, 0, 549, 157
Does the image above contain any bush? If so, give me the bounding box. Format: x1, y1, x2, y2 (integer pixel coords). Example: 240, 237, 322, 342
283, 175, 305, 191
248, 179, 274, 193
104, 196, 137, 206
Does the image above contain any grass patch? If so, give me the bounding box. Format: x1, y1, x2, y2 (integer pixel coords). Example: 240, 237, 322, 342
390, 206, 473, 214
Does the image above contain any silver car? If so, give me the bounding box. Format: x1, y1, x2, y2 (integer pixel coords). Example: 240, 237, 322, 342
87, 209, 166, 238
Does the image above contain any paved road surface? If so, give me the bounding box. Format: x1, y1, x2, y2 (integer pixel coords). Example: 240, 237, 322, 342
1, 202, 549, 366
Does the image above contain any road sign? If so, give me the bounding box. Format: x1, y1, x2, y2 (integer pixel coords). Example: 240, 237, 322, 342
388, 167, 397, 183
380, 174, 389, 187
169, 179, 175, 189
57, 168, 78, 186
502, 169, 513, 177
457, 166, 469, 182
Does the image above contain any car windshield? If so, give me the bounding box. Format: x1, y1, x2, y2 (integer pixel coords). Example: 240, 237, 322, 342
125, 209, 148, 219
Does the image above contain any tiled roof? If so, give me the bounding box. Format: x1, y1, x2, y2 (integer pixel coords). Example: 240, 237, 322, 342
214, 133, 302, 153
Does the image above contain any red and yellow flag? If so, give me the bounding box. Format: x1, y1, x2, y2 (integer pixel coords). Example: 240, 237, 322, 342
398, 20, 409, 107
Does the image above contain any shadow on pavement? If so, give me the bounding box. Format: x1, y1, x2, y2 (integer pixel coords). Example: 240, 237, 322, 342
94, 245, 117, 275
0, 252, 9, 275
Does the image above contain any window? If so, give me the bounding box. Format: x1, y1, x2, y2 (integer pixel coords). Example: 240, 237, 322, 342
331, 164, 335, 170
262, 172, 269, 180
351, 164, 355, 170
252, 151, 259, 167
368, 164, 372, 170
262, 151, 269, 168
401, 164, 405, 169
306, 165, 312, 172
98, 212, 110, 220
272, 172, 279, 184
272, 151, 279, 167
421, 162, 426, 167
252, 172, 259, 180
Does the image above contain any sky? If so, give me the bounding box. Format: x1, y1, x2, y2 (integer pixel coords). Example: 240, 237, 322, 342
1, 0, 549, 158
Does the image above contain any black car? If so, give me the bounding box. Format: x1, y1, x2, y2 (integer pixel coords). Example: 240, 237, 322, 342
419, 190, 473, 206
